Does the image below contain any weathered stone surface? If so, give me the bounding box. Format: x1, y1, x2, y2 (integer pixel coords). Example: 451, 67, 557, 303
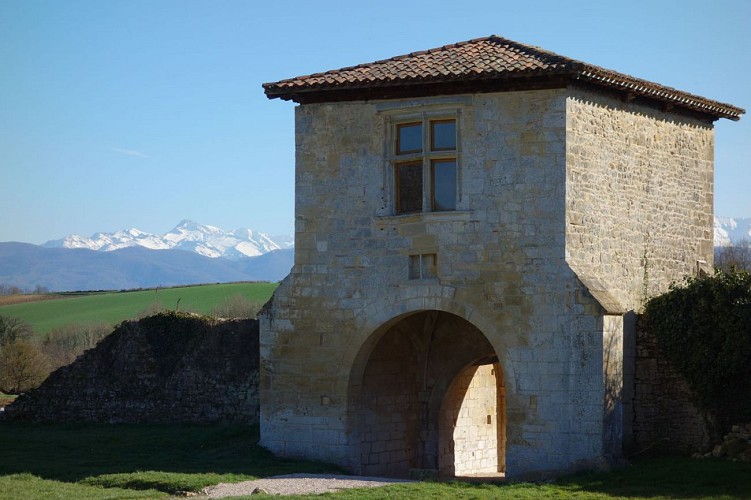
3, 313, 259, 424
725, 438, 749, 458
565, 90, 714, 311
261, 87, 715, 479
439, 363, 503, 476
699, 423, 751, 462
632, 322, 710, 455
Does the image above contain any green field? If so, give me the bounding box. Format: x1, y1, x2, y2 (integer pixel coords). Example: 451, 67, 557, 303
0, 282, 277, 335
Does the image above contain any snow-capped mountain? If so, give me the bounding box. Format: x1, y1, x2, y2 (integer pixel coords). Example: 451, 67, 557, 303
43, 220, 292, 260
270, 234, 295, 250
714, 216, 751, 247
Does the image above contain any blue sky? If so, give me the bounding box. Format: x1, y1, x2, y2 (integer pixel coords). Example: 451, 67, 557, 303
1, 0, 748, 244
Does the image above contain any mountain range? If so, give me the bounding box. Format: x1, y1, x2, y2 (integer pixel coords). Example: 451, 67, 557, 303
1, 221, 294, 292
713, 216, 751, 247
0, 243, 293, 292
43, 220, 293, 260
44, 216, 749, 253
1, 217, 749, 293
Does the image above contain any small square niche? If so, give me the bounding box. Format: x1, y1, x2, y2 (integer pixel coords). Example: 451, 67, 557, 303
409, 254, 437, 279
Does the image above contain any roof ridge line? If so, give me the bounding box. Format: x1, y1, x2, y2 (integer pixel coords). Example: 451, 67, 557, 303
262, 35, 744, 120
264, 35, 561, 89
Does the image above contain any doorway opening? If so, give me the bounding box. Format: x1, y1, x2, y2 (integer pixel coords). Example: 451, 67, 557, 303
438, 360, 505, 477
351, 310, 505, 478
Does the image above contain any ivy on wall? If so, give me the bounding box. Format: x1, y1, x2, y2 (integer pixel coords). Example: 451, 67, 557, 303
643, 270, 751, 433
138, 312, 212, 377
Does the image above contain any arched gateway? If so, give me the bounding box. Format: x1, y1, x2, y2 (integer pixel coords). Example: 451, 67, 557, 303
259, 35, 734, 480
348, 310, 505, 478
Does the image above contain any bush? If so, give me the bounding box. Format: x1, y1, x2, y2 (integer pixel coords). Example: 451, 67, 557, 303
210, 294, 263, 319
0, 316, 44, 394
41, 322, 111, 372
0, 316, 113, 394
0, 316, 33, 346
643, 270, 751, 432
135, 300, 167, 320
0, 340, 47, 394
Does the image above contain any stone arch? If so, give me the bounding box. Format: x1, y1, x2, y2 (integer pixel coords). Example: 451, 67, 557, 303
345, 297, 509, 478
340, 291, 517, 399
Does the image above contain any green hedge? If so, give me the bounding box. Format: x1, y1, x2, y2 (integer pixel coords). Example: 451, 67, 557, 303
643, 270, 751, 432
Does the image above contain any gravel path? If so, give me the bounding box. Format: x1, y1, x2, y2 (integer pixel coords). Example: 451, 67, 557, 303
203, 473, 413, 497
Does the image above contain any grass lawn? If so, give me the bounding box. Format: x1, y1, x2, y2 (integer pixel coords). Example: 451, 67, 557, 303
0, 393, 16, 408
0, 423, 338, 498
0, 282, 277, 335
1, 423, 750, 499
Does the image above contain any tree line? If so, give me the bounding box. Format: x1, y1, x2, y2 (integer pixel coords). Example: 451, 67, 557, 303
0, 284, 50, 295
715, 239, 751, 273
0, 316, 109, 394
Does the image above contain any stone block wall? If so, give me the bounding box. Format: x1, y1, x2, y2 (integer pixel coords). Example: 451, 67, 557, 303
261, 89, 612, 479
351, 311, 499, 477
3, 313, 259, 424
566, 89, 715, 312
439, 363, 503, 476
632, 319, 709, 454
357, 319, 422, 476
261, 85, 717, 479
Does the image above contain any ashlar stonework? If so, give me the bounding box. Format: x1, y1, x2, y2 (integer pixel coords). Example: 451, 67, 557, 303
260, 36, 743, 480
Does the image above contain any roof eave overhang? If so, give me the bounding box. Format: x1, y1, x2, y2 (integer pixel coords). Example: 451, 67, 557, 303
264, 72, 744, 122
574, 72, 744, 122
264, 71, 576, 104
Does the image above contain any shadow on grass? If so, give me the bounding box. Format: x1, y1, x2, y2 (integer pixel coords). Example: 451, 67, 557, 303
556, 456, 751, 499
2, 423, 750, 498
0, 422, 340, 493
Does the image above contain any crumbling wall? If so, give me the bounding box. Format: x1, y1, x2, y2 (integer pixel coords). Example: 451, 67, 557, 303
3, 312, 259, 424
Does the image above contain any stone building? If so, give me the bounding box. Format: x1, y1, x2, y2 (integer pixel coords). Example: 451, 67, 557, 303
260, 36, 743, 479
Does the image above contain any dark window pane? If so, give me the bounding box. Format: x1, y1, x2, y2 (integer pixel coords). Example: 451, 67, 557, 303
432, 160, 456, 211
431, 120, 456, 151
397, 123, 422, 154
397, 162, 422, 214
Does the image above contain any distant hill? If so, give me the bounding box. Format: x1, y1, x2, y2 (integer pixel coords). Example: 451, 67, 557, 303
6, 215, 741, 292
0, 243, 293, 292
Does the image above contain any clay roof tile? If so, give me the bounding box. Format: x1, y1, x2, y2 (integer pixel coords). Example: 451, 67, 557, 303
263, 35, 743, 120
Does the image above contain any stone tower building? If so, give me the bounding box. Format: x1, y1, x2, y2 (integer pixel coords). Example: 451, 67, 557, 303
260, 36, 743, 479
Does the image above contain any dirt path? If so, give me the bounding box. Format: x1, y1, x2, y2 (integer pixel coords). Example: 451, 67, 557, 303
202, 473, 413, 497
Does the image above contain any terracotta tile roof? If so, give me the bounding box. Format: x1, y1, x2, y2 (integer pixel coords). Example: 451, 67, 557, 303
263, 35, 743, 121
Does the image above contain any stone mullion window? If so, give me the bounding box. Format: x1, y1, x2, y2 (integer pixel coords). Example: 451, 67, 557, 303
393, 115, 457, 215
396, 160, 423, 214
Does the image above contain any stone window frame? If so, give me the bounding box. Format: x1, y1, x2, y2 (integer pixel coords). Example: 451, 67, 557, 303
408, 253, 437, 280
382, 106, 463, 216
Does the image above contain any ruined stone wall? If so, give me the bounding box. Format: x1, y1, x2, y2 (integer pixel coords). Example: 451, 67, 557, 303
632, 320, 709, 454
261, 90, 610, 479
4, 313, 259, 424
565, 89, 715, 312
